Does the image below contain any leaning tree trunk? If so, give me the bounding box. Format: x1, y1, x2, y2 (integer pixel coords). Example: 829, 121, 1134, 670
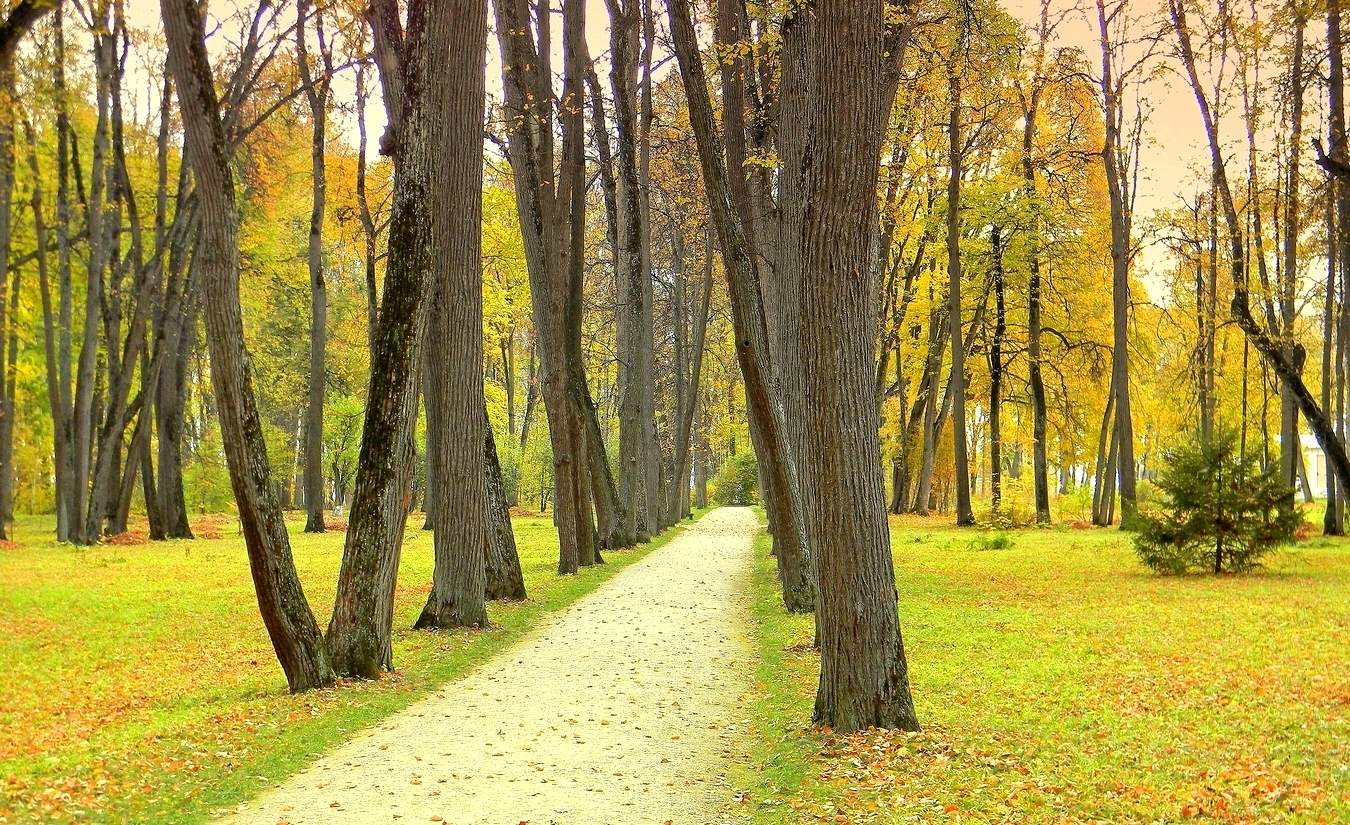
796, 0, 919, 733
668, 0, 815, 614
161, 0, 332, 691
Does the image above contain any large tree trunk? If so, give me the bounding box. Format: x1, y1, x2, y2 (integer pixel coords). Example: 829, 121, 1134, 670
416, 0, 490, 629
797, 0, 919, 734
326, 0, 461, 671
605, 0, 653, 545
161, 0, 332, 691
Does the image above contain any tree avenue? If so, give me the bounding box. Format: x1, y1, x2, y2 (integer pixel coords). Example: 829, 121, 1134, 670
2, 0, 1349, 742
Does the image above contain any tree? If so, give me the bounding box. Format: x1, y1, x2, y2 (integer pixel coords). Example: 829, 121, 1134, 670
1135, 430, 1299, 574
296, 0, 334, 534
161, 0, 333, 692
796, 0, 920, 733
326, 0, 464, 674
1096, 0, 1142, 528
946, 24, 976, 527
416, 0, 491, 630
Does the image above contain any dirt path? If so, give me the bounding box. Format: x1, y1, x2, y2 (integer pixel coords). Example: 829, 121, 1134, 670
221, 506, 756, 825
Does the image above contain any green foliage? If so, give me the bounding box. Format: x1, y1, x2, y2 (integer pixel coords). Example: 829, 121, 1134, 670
517, 428, 555, 513
183, 429, 235, 514
710, 452, 759, 505
969, 530, 1014, 551
1134, 430, 1300, 575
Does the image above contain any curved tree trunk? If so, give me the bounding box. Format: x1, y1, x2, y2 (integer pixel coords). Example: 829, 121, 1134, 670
161, 0, 332, 692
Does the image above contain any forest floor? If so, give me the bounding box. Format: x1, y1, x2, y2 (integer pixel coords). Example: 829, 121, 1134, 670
734, 513, 1350, 823
0, 508, 711, 823
222, 506, 756, 825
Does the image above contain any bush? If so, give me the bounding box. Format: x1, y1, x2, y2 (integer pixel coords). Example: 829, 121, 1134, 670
969, 531, 1014, 551
711, 452, 759, 505
1134, 430, 1300, 575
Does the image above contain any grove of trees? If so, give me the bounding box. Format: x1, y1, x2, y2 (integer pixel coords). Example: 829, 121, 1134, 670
1, 0, 1348, 732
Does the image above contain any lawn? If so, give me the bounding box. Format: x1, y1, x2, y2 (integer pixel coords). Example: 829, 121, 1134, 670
0, 510, 699, 824
735, 515, 1350, 823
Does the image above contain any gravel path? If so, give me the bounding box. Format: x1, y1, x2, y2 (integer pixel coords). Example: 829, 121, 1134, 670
221, 506, 756, 825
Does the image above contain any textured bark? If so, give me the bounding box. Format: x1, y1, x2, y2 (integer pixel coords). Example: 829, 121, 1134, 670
416, 0, 490, 629
605, 0, 654, 544
495, 0, 597, 573
161, 0, 332, 691
797, 0, 919, 734
946, 57, 975, 527
327, 0, 458, 673
484, 419, 526, 601
296, 0, 331, 534
668, 0, 815, 614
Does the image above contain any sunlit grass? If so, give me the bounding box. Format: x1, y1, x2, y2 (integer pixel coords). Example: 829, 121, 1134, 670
0, 509, 705, 823
735, 514, 1350, 822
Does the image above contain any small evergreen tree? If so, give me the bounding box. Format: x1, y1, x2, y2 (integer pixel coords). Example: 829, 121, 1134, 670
1135, 430, 1300, 574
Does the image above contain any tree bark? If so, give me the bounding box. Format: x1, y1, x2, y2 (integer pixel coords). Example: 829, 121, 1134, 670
668, 0, 815, 614
327, 0, 461, 671
798, 0, 919, 733
297, 0, 331, 534
161, 0, 332, 691
1097, 0, 1138, 527
946, 54, 975, 527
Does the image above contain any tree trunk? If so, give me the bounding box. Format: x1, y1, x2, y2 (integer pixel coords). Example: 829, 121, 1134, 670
297, 0, 330, 534
1097, 0, 1138, 527
989, 225, 1006, 513
946, 56, 975, 527
161, 0, 332, 691
668, 0, 815, 614
417, 0, 491, 627
484, 418, 526, 600
797, 0, 919, 733
328, 0, 461, 671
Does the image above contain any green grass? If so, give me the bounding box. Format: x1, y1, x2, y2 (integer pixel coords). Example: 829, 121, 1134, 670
735, 515, 1350, 823
0, 509, 705, 823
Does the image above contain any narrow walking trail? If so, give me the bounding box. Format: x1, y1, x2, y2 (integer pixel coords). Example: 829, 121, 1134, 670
222, 506, 756, 825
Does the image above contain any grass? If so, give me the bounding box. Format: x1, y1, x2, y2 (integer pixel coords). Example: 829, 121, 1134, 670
0, 509, 703, 823
735, 514, 1350, 823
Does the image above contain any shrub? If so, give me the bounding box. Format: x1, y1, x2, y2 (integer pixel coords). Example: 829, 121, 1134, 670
1134, 430, 1300, 575
969, 531, 1014, 551
711, 452, 760, 505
